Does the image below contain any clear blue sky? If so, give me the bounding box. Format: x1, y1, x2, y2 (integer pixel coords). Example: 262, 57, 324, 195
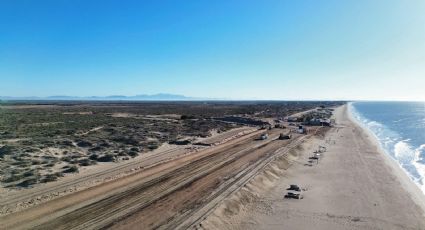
1, 0, 424, 100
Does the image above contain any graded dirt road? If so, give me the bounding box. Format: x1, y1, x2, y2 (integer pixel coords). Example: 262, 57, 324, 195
0, 125, 321, 230
0, 126, 257, 217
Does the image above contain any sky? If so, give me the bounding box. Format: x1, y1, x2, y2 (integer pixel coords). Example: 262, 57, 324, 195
0, 0, 424, 101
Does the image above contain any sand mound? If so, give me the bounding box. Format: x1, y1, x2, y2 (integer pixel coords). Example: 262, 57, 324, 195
199, 142, 307, 229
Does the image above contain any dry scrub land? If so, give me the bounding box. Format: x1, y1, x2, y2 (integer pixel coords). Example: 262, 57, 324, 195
0, 101, 341, 189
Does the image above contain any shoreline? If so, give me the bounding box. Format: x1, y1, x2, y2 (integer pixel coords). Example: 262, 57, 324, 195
200, 104, 425, 229
347, 102, 425, 212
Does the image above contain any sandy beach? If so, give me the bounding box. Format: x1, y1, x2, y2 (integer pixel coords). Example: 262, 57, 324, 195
200, 105, 425, 230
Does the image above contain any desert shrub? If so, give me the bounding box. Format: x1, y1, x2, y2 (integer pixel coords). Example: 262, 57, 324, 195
112, 136, 139, 146
31, 159, 41, 165
23, 171, 35, 177
99, 142, 111, 147
65, 129, 75, 135
63, 165, 79, 173
181, 115, 196, 120
89, 154, 98, 160
169, 140, 191, 145
97, 154, 115, 162
147, 142, 159, 150
128, 151, 139, 157
59, 139, 74, 147
13, 160, 32, 167
11, 168, 22, 174
17, 178, 38, 187
70, 154, 82, 159
76, 140, 93, 147
24, 147, 38, 153
44, 162, 55, 167
61, 156, 72, 162
20, 153, 31, 157
40, 139, 55, 147
0, 145, 13, 158
78, 158, 96, 166
42, 155, 57, 161
40, 174, 58, 183
2, 174, 24, 183
89, 146, 102, 152
104, 127, 116, 133
130, 147, 139, 152
78, 158, 90, 166
21, 140, 34, 146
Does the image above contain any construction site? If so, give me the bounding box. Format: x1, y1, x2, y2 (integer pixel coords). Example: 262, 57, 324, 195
0, 101, 339, 229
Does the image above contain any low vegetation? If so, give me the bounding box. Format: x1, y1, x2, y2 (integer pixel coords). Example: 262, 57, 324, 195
0, 101, 344, 187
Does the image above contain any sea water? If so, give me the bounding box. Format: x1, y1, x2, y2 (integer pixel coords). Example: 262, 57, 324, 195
349, 101, 425, 194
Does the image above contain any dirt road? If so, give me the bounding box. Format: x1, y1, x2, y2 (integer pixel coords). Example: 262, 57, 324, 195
0, 126, 320, 230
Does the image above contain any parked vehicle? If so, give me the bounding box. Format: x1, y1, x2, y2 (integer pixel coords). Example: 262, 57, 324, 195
288, 184, 301, 191
279, 133, 291, 140
284, 192, 303, 199
260, 133, 268, 140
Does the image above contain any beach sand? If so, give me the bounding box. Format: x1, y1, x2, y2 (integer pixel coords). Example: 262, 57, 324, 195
200, 105, 425, 230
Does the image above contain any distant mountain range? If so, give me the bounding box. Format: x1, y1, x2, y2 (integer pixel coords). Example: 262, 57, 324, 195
0, 93, 207, 101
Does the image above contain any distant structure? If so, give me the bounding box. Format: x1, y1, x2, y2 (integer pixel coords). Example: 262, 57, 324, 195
285, 116, 298, 122
298, 125, 306, 134
307, 118, 332, 126
279, 133, 291, 140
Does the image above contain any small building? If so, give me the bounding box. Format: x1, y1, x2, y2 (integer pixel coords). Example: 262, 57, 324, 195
305, 118, 332, 126
285, 116, 298, 122
320, 119, 332, 126
275, 123, 286, 129
298, 125, 306, 134
308, 118, 322, 126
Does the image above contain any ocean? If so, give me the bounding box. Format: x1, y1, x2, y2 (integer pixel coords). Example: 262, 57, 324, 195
349, 101, 425, 194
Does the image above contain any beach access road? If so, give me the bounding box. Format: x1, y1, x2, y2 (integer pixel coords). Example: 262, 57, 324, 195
0, 123, 324, 230
199, 105, 425, 230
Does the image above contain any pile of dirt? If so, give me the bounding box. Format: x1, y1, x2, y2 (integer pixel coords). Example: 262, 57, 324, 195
199, 143, 306, 230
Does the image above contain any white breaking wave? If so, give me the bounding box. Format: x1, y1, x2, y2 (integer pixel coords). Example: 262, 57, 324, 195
394, 140, 414, 160
349, 102, 425, 194
413, 145, 425, 191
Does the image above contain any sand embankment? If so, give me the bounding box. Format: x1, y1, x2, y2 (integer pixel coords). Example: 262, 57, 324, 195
200, 105, 425, 230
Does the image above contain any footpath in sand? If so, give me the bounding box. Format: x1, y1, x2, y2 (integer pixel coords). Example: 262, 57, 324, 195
200, 105, 425, 230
